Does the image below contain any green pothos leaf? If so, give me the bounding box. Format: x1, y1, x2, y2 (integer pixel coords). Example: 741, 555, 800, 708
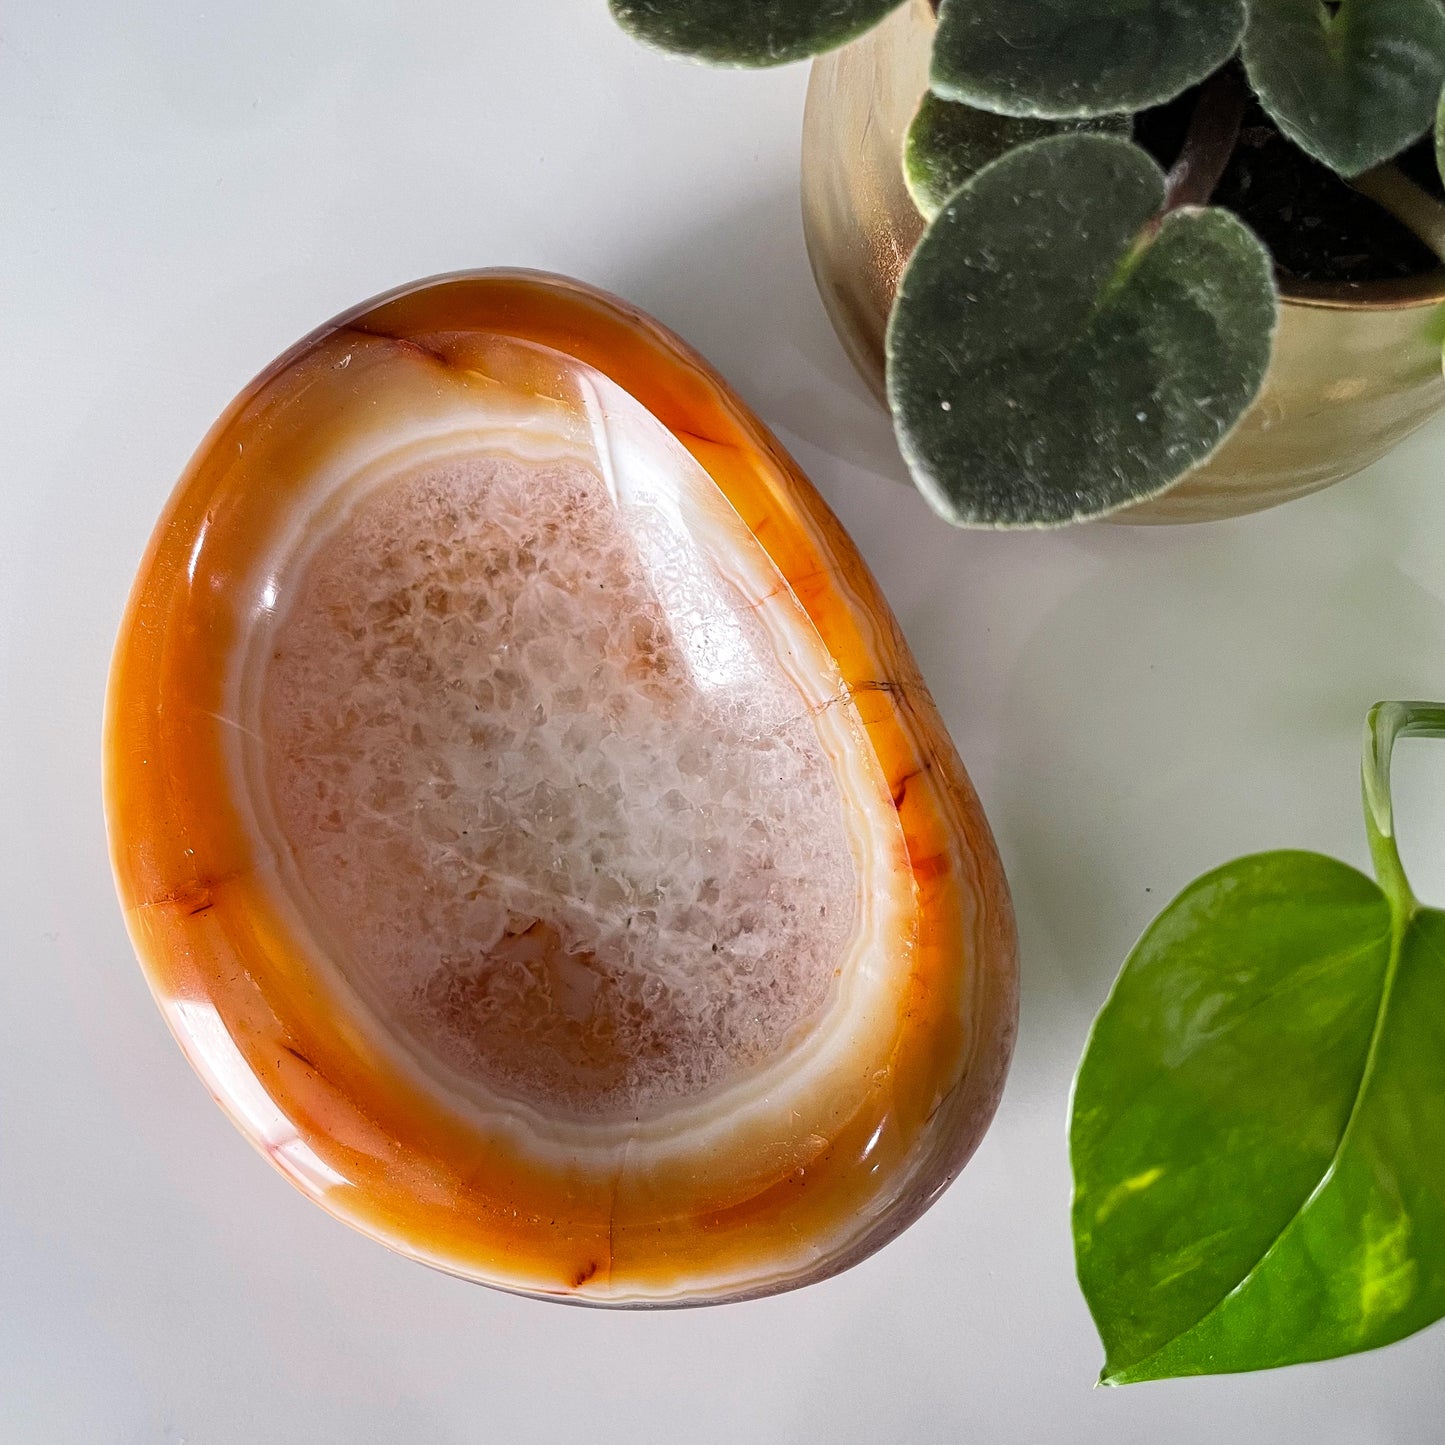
1073, 702, 1445, 1383
608, 0, 903, 65
903, 93, 1130, 220
930, 0, 1247, 118
1243, 0, 1445, 176
885, 133, 1276, 528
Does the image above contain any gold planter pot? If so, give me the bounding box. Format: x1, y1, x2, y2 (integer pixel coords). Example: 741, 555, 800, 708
801, 0, 1445, 524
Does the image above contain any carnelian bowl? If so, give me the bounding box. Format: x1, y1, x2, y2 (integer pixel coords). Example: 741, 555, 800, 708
105, 271, 1017, 1305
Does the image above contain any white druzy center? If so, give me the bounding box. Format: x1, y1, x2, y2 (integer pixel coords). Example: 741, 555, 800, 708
260, 451, 858, 1120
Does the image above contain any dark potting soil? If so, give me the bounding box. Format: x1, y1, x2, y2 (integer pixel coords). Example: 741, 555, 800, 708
1133, 85, 1444, 286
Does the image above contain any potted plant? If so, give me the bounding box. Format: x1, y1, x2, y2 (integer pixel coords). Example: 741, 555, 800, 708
611, 0, 1445, 526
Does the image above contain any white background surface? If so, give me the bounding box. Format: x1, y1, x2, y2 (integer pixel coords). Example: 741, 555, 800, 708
5, 2, 1445, 1441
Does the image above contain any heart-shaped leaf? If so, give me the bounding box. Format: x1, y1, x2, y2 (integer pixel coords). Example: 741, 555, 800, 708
1073, 702, 1445, 1383
903, 92, 1130, 220
608, 0, 903, 66
886, 133, 1276, 528
931, 0, 1247, 118
1243, 0, 1445, 176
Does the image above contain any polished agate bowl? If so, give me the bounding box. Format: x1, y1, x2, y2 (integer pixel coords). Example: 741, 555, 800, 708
105, 271, 1017, 1304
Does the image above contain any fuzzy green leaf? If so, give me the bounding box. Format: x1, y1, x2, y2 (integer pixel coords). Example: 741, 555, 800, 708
1243, 0, 1445, 176
886, 134, 1277, 528
903, 93, 1130, 220
608, 0, 903, 66
930, 0, 1247, 118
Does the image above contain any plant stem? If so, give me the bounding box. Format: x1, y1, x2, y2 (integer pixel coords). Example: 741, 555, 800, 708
1361, 701, 1445, 917
1163, 66, 1247, 213
1350, 164, 1445, 265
